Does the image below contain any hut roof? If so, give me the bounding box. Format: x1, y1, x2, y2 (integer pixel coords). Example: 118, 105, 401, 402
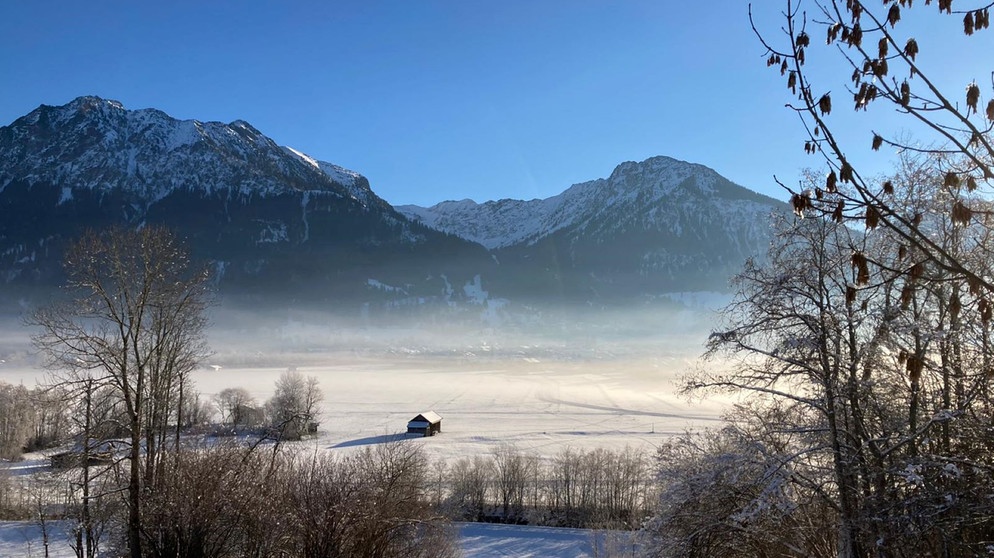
410, 411, 442, 424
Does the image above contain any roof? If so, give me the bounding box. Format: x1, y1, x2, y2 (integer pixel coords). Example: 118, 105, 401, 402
410, 411, 442, 424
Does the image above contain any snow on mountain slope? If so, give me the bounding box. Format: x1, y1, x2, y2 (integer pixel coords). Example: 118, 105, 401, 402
0, 96, 497, 308
281, 146, 380, 209
399, 156, 786, 296
0, 96, 375, 206
398, 155, 783, 251
398, 197, 563, 249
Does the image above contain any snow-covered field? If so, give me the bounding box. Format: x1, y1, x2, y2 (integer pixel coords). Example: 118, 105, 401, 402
2, 346, 724, 464
0, 521, 76, 558
0, 319, 725, 556
458, 523, 641, 557
0, 520, 638, 558
194, 352, 724, 463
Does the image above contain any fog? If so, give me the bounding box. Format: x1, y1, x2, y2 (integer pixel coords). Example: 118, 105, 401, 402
0, 301, 730, 461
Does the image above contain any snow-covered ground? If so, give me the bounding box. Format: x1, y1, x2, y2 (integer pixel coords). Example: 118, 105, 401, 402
458, 523, 641, 557
187, 352, 725, 463
0, 347, 723, 464
0, 331, 723, 555
0, 521, 76, 558
0, 520, 638, 558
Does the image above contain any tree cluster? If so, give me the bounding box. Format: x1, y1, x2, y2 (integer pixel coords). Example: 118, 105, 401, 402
0, 381, 68, 460
32, 226, 211, 558
442, 444, 653, 529
136, 441, 455, 558
648, 169, 994, 556
644, 2, 994, 556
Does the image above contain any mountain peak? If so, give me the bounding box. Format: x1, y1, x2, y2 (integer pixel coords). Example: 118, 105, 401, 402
398, 155, 785, 253
399, 155, 785, 297
228, 119, 264, 136
63, 95, 125, 111
50, 95, 127, 122
0, 98, 500, 308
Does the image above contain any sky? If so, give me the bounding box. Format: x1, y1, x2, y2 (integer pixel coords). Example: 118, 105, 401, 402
1, 1, 991, 206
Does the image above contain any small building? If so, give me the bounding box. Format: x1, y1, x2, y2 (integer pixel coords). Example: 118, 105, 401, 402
407, 411, 442, 437
50, 445, 116, 469
232, 404, 265, 427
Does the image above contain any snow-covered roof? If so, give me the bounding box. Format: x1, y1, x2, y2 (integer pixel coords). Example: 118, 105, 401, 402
410, 411, 442, 424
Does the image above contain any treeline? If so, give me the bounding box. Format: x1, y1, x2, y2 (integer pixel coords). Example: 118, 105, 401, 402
438, 444, 654, 529
0, 381, 70, 459
3, 435, 652, 555
19, 441, 453, 558
0, 365, 324, 466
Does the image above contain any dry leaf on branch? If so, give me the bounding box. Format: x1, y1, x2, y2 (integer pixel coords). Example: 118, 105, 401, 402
851, 251, 870, 285
840, 161, 854, 183
904, 38, 919, 60
819, 93, 832, 115
888, 4, 902, 27
866, 206, 880, 229
828, 22, 842, 44
907, 354, 923, 383
949, 292, 961, 321
832, 199, 845, 223
966, 82, 981, 114
791, 193, 813, 217
952, 200, 973, 225
900, 283, 915, 309
980, 298, 993, 324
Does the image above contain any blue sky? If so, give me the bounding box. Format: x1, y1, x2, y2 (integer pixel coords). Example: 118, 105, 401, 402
1, 2, 990, 206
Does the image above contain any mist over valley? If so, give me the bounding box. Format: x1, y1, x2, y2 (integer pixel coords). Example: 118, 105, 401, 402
0, 96, 764, 556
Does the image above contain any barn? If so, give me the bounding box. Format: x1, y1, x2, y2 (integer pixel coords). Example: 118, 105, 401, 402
406, 411, 442, 437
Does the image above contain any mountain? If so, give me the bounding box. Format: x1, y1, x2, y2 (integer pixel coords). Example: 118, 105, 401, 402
0, 96, 783, 320
399, 156, 786, 302
0, 96, 495, 313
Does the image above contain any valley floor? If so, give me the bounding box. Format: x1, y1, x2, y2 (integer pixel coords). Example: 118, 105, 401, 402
191, 352, 727, 463
0, 344, 722, 556
1, 348, 727, 463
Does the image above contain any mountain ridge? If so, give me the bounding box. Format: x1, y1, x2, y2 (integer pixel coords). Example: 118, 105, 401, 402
397, 155, 783, 250
0, 96, 496, 312
0, 95, 783, 316
398, 155, 786, 299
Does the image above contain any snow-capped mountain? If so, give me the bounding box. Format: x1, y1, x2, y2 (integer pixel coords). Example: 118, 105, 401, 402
0, 96, 494, 311
0, 96, 784, 316
400, 156, 786, 300
398, 197, 556, 250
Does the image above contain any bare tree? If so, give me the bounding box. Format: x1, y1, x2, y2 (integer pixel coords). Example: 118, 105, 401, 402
645, 421, 834, 558
0, 382, 37, 460
690, 163, 994, 557
491, 443, 530, 523
267, 368, 322, 440
213, 387, 256, 426
31, 226, 210, 558
445, 455, 490, 521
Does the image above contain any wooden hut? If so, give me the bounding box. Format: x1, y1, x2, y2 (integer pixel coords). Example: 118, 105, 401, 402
406, 411, 442, 437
